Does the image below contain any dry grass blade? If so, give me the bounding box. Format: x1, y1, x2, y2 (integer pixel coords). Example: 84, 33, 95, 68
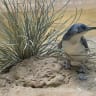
0, 0, 72, 72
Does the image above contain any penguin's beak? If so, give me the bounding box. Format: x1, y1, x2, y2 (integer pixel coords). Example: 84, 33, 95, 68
87, 27, 96, 31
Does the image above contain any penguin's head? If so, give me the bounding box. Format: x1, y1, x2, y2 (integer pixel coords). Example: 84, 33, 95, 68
63, 23, 96, 40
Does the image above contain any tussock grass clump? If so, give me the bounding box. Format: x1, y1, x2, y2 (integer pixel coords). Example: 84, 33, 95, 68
0, 0, 70, 72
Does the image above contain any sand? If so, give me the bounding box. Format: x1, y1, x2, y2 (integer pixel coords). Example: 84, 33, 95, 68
0, 38, 96, 96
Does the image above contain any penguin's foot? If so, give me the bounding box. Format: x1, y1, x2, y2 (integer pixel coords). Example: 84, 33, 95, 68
63, 60, 72, 69
77, 65, 88, 80
78, 73, 88, 80
77, 65, 87, 73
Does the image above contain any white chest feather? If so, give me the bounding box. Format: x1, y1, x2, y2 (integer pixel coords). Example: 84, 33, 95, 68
62, 40, 88, 61
62, 41, 85, 54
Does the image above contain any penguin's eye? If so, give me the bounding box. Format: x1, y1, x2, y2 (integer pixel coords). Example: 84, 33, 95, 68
81, 25, 86, 30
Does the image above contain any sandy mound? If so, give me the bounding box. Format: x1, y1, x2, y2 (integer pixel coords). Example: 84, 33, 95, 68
0, 57, 71, 88
0, 56, 96, 96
